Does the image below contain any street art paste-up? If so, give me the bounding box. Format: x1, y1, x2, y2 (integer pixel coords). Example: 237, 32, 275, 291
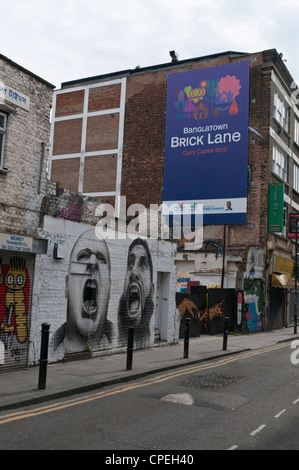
0, 257, 30, 359
52, 229, 112, 354
244, 278, 264, 332
118, 238, 155, 348
176, 271, 192, 293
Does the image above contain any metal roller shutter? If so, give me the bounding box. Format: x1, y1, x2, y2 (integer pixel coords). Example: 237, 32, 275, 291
0, 251, 35, 372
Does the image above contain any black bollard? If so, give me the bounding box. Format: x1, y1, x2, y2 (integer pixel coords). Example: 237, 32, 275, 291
38, 323, 50, 390
294, 313, 297, 335
126, 328, 134, 370
184, 318, 190, 359
223, 316, 229, 351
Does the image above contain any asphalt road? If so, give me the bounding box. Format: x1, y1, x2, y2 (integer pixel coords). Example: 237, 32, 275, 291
1, 341, 299, 452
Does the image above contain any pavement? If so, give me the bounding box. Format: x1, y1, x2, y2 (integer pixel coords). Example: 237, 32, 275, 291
1, 327, 299, 412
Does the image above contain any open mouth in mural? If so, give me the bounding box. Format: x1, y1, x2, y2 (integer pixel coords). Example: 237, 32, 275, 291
127, 283, 142, 318
82, 279, 98, 317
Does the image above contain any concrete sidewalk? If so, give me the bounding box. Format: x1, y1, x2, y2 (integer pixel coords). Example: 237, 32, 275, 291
1, 327, 298, 412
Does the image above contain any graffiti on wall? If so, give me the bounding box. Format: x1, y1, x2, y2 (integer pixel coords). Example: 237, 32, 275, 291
176, 271, 192, 293
118, 238, 154, 347
176, 287, 235, 336
52, 231, 155, 355
0, 257, 30, 364
243, 277, 264, 332
53, 229, 112, 353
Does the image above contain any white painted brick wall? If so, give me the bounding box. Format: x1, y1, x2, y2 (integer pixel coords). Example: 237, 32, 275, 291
29, 216, 178, 365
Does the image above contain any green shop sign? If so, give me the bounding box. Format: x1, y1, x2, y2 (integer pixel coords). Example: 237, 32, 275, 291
268, 182, 284, 232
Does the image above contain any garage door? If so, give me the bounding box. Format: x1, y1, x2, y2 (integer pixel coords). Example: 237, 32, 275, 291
0, 252, 35, 371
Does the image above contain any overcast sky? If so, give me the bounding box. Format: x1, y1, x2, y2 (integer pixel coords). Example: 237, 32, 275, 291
2, 0, 299, 89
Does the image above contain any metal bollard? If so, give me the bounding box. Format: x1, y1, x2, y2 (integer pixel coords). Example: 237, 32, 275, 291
294, 313, 297, 335
223, 316, 229, 351
38, 323, 50, 390
126, 328, 134, 370
184, 318, 190, 359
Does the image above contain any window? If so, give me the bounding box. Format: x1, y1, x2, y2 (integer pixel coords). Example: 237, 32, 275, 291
294, 163, 299, 193
274, 92, 289, 131
295, 118, 299, 146
273, 145, 287, 181
0, 112, 7, 168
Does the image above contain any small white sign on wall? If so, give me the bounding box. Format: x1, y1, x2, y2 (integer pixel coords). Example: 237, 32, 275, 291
0, 81, 30, 111
0, 233, 33, 253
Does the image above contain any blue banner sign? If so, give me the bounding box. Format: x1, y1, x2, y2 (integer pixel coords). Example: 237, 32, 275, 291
162, 61, 250, 225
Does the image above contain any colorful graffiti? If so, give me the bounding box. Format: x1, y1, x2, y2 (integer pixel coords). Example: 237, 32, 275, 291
176, 271, 192, 293
0, 257, 30, 364
244, 278, 264, 332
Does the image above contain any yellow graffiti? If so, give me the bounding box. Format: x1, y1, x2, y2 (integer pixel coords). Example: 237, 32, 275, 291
200, 301, 224, 329
3, 258, 28, 343
177, 298, 199, 321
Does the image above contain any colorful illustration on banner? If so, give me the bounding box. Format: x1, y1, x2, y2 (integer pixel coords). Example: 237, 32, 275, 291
173, 74, 241, 121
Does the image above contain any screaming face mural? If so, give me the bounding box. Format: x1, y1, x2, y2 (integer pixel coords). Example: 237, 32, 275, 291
52, 231, 158, 357
66, 229, 111, 340
118, 238, 154, 347
53, 229, 112, 353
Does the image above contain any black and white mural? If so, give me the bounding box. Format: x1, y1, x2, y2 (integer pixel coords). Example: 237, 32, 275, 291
50, 225, 172, 360
118, 238, 154, 348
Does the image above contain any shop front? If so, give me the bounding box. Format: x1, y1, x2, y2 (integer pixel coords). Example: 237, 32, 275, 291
268, 254, 294, 330
0, 233, 47, 371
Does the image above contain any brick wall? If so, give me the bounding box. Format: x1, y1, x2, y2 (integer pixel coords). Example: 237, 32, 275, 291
0, 56, 54, 237
50, 51, 290, 294
50, 80, 124, 196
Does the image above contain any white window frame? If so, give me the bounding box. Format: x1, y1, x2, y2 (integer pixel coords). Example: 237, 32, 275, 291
274, 92, 289, 132
294, 163, 299, 193
0, 112, 7, 168
295, 118, 299, 147
272, 145, 287, 181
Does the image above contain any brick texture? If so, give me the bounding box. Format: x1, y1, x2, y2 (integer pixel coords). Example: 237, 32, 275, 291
51, 158, 80, 192
83, 154, 117, 192
88, 84, 121, 112
55, 90, 84, 117
52, 119, 82, 155
86, 114, 119, 152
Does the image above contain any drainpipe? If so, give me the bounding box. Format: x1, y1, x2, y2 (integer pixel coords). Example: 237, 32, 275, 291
221, 225, 226, 289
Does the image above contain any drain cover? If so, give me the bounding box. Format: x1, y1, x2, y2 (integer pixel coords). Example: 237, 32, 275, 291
182, 373, 244, 391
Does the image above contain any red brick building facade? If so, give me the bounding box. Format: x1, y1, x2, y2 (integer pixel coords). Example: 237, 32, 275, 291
50, 49, 299, 332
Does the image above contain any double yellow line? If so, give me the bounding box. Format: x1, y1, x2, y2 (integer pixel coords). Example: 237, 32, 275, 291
0, 343, 289, 425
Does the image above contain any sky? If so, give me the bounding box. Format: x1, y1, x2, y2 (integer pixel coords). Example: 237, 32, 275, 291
2, 0, 299, 90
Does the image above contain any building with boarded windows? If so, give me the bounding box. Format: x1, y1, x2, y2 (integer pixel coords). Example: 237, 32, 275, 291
49, 48, 299, 334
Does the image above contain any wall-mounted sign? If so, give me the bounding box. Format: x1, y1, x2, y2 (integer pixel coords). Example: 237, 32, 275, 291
0, 82, 30, 111
163, 60, 250, 225
273, 255, 293, 274
268, 183, 284, 232
0, 233, 33, 253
